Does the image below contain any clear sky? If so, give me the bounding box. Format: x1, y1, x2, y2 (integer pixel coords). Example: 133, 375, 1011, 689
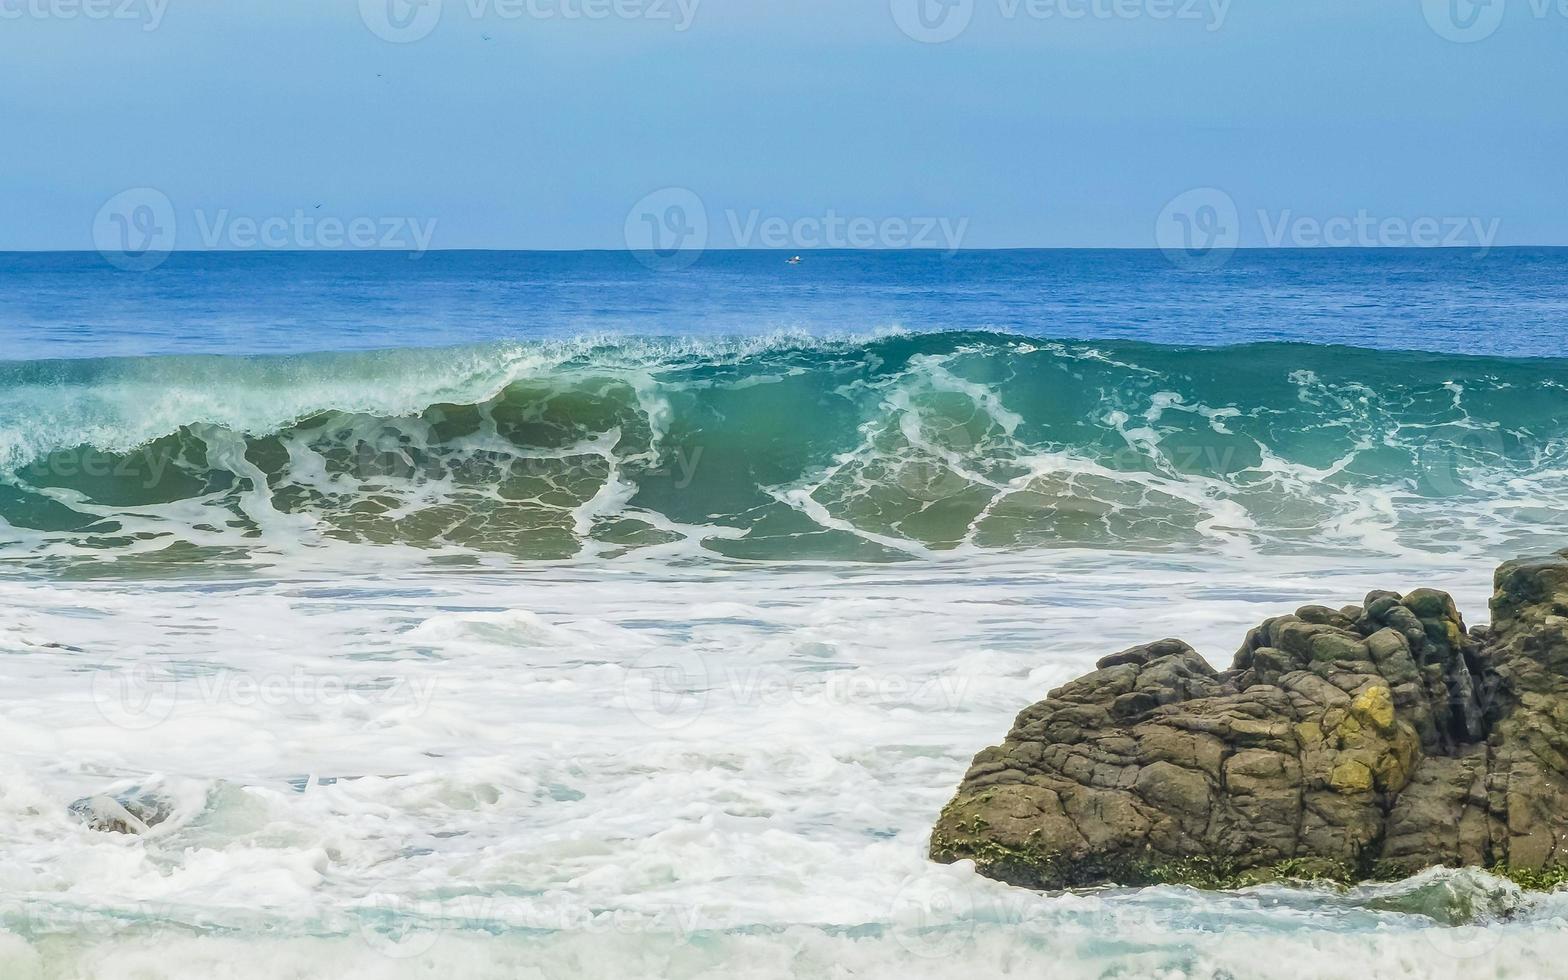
1, 0, 1563, 251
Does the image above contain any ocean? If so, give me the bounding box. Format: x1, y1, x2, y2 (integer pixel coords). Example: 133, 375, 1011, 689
2, 248, 1566, 978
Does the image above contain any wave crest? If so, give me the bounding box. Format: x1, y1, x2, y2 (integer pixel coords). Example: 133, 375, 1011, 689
2, 332, 1566, 569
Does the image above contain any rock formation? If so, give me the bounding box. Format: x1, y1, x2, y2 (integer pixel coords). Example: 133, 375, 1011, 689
930, 550, 1568, 889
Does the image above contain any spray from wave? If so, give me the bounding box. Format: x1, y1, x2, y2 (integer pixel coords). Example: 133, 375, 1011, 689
1, 330, 1565, 571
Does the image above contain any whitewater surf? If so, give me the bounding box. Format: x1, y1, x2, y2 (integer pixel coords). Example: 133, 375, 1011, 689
2, 331, 1565, 574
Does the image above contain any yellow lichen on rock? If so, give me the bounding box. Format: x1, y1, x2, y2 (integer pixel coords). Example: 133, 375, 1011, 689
1351, 686, 1397, 735
1329, 758, 1374, 793
1293, 720, 1323, 747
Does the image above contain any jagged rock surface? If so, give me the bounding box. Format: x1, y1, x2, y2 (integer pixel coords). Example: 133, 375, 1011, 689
930, 550, 1568, 888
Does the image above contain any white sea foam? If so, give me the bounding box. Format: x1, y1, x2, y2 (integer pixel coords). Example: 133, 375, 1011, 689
0, 549, 1543, 977
4, 334, 1568, 566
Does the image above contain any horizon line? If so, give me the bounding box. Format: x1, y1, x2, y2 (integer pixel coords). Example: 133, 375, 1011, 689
3, 245, 1564, 255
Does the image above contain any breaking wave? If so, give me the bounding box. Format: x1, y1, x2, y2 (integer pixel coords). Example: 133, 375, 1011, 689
2, 330, 1566, 570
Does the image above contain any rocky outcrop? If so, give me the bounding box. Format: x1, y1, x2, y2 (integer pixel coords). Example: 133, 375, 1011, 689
930, 550, 1568, 889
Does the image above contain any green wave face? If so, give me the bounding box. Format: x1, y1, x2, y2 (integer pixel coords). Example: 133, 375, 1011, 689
1, 331, 1565, 571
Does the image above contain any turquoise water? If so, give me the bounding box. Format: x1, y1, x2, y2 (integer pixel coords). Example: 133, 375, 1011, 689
4, 248, 1567, 360
0, 332, 1565, 571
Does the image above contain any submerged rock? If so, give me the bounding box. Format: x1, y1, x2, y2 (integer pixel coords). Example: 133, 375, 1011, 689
69, 789, 174, 835
1352, 867, 1530, 926
930, 550, 1568, 890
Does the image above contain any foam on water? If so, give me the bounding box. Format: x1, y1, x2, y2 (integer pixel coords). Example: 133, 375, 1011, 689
1, 547, 1561, 977
3, 332, 1568, 571
4, 328, 1567, 975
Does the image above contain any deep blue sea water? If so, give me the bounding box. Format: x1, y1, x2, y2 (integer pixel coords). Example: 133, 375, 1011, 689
3, 248, 1565, 360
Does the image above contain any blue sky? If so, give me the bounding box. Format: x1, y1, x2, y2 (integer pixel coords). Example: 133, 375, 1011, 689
1, 0, 1562, 250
